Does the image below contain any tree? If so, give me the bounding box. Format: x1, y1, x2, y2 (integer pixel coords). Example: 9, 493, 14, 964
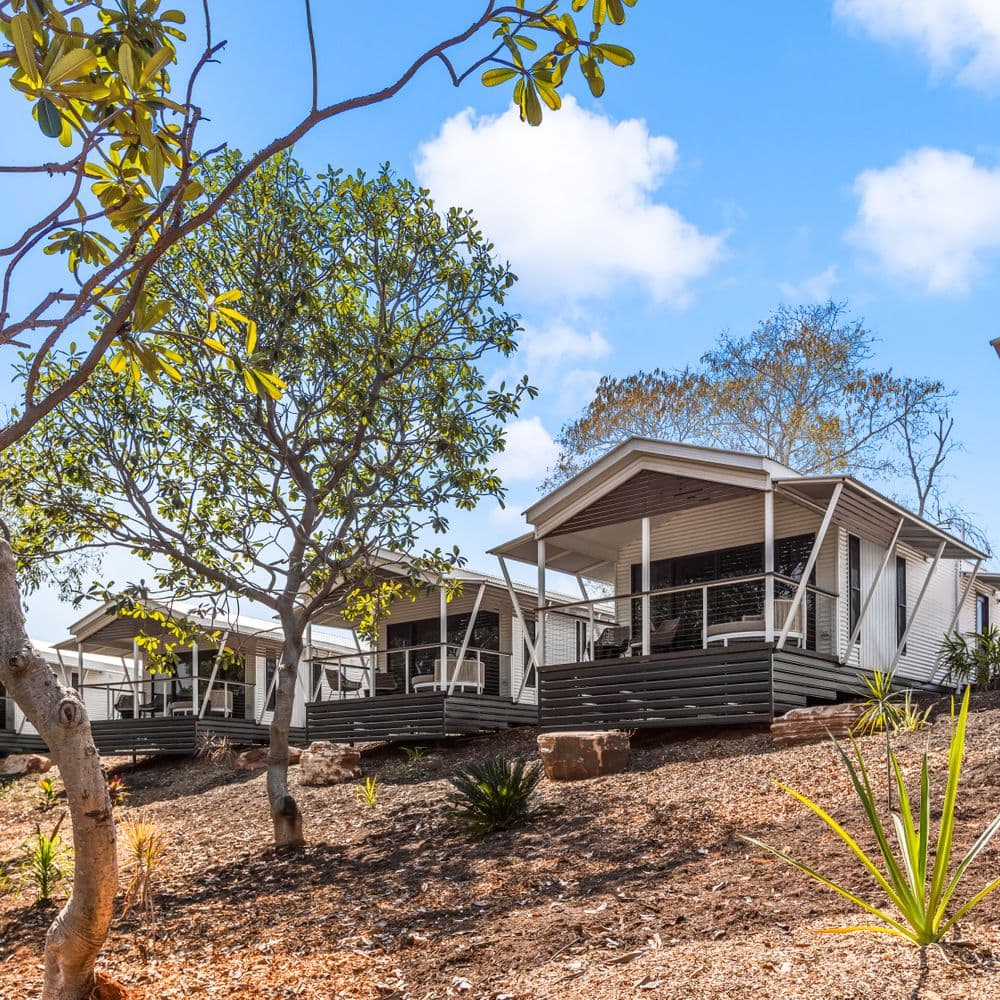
5, 150, 534, 847
0, 4, 638, 995
547, 302, 951, 497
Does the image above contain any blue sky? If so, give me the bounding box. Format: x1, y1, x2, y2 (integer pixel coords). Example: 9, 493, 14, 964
6, 1, 1000, 635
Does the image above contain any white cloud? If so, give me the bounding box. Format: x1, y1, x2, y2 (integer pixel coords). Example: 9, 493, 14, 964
499, 318, 611, 414
414, 98, 725, 303
835, 0, 1000, 88
848, 148, 1000, 293
779, 264, 840, 303
494, 417, 559, 483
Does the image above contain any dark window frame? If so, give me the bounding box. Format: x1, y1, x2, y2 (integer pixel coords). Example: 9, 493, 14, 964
895, 556, 907, 653
848, 534, 862, 643
976, 593, 990, 635
265, 655, 278, 712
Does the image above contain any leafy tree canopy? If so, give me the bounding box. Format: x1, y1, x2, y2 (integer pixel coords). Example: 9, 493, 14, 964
3, 152, 534, 634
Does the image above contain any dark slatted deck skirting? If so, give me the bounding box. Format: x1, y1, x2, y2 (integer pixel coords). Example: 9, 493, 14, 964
84, 718, 302, 756
538, 644, 866, 732
306, 691, 538, 744
0, 730, 47, 754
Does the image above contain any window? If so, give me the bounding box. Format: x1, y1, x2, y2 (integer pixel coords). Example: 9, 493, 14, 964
265, 656, 278, 712
976, 593, 990, 635
310, 660, 323, 702
895, 556, 907, 650
70, 671, 81, 691
848, 535, 862, 641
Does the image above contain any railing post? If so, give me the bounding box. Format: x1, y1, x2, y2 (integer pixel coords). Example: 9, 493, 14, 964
641, 516, 651, 656
701, 586, 708, 649
764, 490, 775, 643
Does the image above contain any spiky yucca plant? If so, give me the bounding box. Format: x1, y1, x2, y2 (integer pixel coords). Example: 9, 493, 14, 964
119, 812, 164, 932
449, 755, 544, 834
21, 815, 69, 902
744, 687, 1000, 945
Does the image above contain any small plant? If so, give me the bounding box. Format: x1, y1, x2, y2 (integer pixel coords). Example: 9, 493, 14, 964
196, 730, 235, 767
896, 691, 932, 734
119, 812, 165, 935
106, 774, 129, 809
744, 686, 1000, 945
20, 816, 70, 902
36, 776, 59, 812
402, 745, 428, 764
356, 775, 379, 809
852, 667, 903, 810
448, 755, 544, 834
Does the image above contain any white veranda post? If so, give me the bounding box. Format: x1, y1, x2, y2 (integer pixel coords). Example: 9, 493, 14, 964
641, 516, 651, 656
439, 583, 448, 692
537, 540, 546, 671
764, 490, 774, 643
497, 555, 539, 703
889, 540, 946, 673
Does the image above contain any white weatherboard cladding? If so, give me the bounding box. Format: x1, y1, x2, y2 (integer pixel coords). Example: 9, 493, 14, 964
510, 616, 538, 705
838, 529, 962, 684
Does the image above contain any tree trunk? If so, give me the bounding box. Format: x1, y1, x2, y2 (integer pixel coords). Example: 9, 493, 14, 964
267, 621, 305, 847
0, 540, 117, 999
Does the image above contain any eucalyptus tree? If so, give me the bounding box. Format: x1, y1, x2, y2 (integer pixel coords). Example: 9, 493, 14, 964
547, 302, 952, 494
0, 4, 637, 994
6, 152, 533, 848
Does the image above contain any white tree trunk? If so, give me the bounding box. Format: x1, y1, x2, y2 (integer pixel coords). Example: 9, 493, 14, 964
0, 540, 117, 999
267, 624, 304, 847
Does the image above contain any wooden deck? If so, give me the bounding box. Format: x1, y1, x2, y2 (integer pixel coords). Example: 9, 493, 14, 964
306, 691, 538, 744
2, 718, 304, 758
538, 643, 865, 732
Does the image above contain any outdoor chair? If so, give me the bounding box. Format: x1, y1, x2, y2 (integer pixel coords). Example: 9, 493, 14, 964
324, 666, 364, 699
410, 673, 435, 692
433, 657, 485, 693
208, 688, 233, 717
113, 692, 135, 720
649, 616, 681, 653
137, 693, 163, 718
370, 672, 398, 695
593, 625, 631, 660
168, 699, 194, 716
705, 597, 805, 648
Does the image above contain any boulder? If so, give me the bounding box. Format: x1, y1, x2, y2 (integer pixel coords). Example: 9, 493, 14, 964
298, 741, 361, 786
0, 753, 52, 778
234, 746, 302, 771
537, 731, 630, 781
771, 703, 863, 747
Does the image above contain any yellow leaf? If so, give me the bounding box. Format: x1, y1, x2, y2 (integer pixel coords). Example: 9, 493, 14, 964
214, 289, 242, 304
45, 48, 98, 85
11, 13, 40, 87
245, 321, 257, 355
203, 337, 227, 353
118, 39, 136, 90
242, 369, 257, 394
138, 45, 173, 88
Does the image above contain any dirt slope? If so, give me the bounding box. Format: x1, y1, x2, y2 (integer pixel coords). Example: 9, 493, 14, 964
2, 704, 999, 999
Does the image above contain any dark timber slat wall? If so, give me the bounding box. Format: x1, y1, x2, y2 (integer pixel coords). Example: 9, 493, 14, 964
306, 692, 537, 743
539, 645, 776, 731
86, 718, 302, 756
0, 730, 47, 754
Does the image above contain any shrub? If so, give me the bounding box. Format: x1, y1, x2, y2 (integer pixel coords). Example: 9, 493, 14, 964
355, 776, 379, 809
448, 755, 544, 834
402, 746, 428, 764
896, 691, 932, 734
106, 774, 129, 809
21, 816, 70, 902
940, 627, 1000, 689
119, 812, 165, 933
743, 687, 1000, 945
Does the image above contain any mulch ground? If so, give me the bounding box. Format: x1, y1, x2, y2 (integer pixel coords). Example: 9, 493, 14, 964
2, 698, 999, 999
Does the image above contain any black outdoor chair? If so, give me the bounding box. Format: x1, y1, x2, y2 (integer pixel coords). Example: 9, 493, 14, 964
649, 616, 681, 654
137, 693, 163, 718
324, 666, 364, 699
113, 693, 135, 720
593, 625, 631, 660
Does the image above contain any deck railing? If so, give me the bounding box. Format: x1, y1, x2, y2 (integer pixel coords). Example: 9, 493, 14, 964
310, 643, 513, 700
80, 676, 256, 721
538, 572, 838, 666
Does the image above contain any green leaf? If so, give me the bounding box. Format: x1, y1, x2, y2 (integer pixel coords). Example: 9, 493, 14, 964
11, 12, 40, 87
36, 97, 63, 139
118, 39, 136, 90
596, 43, 635, 67
521, 79, 543, 126
481, 67, 519, 87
